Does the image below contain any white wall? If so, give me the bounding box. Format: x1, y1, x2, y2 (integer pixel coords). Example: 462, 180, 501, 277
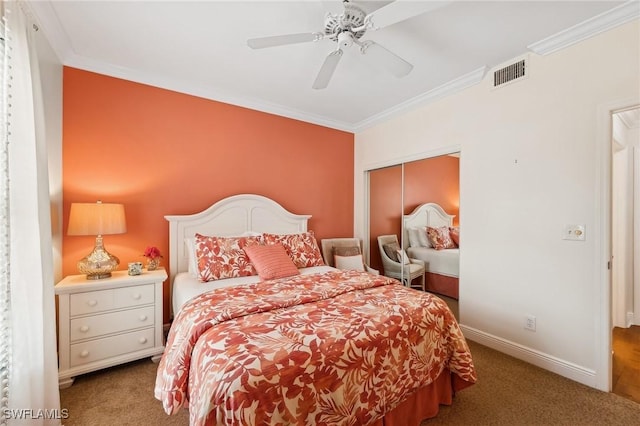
355, 20, 640, 389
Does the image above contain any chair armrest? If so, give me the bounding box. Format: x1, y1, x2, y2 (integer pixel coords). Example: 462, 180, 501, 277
365, 264, 379, 275
409, 258, 425, 267
384, 260, 404, 273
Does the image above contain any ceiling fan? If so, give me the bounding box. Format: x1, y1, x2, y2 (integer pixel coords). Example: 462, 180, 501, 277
247, 0, 448, 90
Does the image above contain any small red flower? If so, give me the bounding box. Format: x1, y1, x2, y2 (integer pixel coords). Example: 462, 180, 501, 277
143, 246, 162, 260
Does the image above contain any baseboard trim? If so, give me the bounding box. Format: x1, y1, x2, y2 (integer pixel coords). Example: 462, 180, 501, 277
626, 312, 635, 328
460, 325, 598, 388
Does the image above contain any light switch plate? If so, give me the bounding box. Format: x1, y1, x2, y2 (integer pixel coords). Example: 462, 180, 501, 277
563, 224, 586, 241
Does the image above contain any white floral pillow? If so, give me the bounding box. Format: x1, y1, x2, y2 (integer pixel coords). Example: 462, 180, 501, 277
195, 234, 263, 281
426, 226, 456, 250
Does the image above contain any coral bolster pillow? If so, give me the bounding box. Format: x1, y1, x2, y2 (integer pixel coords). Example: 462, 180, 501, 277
243, 244, 300, 280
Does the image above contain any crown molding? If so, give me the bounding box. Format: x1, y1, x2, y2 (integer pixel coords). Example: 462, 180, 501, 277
527, 0, 640, 55
26, 1, 355, 133
352, 66, 487, 133
27, 0, 638, 134
67, 53, 355, 132
24, 0, 73, 62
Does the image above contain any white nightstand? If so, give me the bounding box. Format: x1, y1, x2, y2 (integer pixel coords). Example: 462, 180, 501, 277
55, 268, 167, 388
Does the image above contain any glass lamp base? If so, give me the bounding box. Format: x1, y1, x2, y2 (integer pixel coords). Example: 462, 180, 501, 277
78, 236, 120, 280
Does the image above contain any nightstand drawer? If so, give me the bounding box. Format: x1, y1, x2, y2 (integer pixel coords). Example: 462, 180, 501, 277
114, 284, 154, 309
69, 328, 155, 368
70, 306, 155, 342
70, 289, 114, 316
70, 284, 154, 316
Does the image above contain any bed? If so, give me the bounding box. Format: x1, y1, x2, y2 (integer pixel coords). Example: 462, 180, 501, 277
155, 194, 475, 425
403, 203, 460, 300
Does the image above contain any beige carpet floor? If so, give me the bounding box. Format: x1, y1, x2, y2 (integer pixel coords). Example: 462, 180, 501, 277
59, 340, 640, 425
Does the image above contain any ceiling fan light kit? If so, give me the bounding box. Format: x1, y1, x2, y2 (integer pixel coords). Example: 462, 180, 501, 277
247, 0, 446, 90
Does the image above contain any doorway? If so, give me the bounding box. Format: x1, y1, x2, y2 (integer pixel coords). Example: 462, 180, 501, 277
611, 106, 640, 403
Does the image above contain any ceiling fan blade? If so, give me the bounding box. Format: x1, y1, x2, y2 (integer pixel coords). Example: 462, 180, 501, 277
365, 0, 451, 31
312, 49, 343, 90
360, 41, 413, 78
247, 32, 322, 49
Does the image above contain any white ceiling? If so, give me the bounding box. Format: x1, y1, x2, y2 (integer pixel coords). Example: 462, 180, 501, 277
28, 1, 638, 132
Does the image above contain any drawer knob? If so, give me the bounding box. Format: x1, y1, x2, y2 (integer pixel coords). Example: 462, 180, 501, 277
80, 325, 89, 333
139, 337, 148, 344
139, 315, 148, 321
79, 350, 89, 358
133, 293, 142, 300
87, 300, 98, 307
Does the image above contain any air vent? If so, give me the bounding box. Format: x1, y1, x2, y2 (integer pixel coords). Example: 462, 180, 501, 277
493, 59, 526, 88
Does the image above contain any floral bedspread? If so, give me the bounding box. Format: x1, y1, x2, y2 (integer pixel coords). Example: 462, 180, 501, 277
154, 270, 476, 425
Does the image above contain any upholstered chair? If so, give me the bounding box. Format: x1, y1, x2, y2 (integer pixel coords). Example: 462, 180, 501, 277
320, 238, 379, 275
377, 234, 425, 290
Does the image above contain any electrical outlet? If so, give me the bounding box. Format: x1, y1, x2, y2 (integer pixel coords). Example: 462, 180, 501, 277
525, 315, 536, 331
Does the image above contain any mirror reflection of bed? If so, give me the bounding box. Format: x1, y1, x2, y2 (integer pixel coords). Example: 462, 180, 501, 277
403, 203, 459, 310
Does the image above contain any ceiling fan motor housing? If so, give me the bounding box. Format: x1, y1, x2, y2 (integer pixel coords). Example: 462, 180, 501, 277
337, 32, 354, 48
324, 2, 367, 42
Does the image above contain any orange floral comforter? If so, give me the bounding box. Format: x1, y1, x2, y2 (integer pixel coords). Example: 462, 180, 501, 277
154, 270, 476, 425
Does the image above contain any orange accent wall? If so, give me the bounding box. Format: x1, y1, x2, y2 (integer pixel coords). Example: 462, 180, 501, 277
404, 155, 460, 222
62, 67, 354, 323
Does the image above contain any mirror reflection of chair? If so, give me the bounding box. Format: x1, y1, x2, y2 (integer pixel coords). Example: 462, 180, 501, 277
377, 235, 425, 290
320, 238, 379, 274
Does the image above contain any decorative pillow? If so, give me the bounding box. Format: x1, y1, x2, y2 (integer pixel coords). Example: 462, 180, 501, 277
187, 232, 265, 278
263, 231, 325, 268
407, 228, 421, 248
396, 249, 411, 265
334, 254, 365, 271
382, 242, 401, 262
194, 234, 263, 281
333, 245, 361, 257
243, 244, 300, 280
449, 226, 460, 247
426, 226, 456, 250
417, 226, 430, 247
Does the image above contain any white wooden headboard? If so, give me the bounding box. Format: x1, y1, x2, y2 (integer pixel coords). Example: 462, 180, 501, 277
402, 203, 455, 249
165, 194, 311, 284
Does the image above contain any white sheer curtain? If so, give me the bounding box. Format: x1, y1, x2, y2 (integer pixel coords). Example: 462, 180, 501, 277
2, 1, 60, 424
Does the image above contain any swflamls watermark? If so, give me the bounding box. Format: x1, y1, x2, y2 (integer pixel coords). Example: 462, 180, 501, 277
2, 408, 69, 420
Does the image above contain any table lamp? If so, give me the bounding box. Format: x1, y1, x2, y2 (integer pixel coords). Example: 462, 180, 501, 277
67, 201, 127, 279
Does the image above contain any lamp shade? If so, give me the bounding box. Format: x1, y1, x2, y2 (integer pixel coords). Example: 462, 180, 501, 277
67, 202, 126, 236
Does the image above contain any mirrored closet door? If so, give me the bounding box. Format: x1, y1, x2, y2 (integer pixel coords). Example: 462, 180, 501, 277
368, 164, 402, 275
367, 153, 460, 303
